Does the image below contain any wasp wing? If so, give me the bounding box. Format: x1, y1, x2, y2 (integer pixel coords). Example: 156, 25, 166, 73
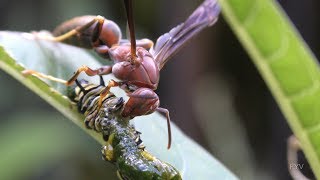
150, 0, 220, 70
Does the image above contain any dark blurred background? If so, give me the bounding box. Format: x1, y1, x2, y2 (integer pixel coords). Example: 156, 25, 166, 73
0, 0, 318, 179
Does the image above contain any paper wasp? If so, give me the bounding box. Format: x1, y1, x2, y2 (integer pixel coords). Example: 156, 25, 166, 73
23, 0, 221, 149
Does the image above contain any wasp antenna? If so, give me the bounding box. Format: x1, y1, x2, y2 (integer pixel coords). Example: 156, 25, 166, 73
124, 0, 137, 62
157, 107, 172, 149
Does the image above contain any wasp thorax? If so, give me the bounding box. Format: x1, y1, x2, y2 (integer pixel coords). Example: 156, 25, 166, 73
110, 46, 160, 89
108, 45, 132, 63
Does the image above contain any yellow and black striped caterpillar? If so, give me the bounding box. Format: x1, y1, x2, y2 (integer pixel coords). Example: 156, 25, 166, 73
68, 77, 181, 180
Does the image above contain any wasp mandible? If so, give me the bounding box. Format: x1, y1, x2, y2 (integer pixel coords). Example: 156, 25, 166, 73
23, 0, 221, 149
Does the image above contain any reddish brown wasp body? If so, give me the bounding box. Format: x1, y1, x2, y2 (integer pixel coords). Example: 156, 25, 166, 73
52, 15, 122, 50
23, 0, 221, 149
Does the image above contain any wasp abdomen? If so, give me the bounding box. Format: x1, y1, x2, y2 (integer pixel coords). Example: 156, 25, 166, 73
53, 15, 121, 49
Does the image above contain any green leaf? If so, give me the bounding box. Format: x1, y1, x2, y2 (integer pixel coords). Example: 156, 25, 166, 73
0, 31, 237, 179
220, 0, 320, 178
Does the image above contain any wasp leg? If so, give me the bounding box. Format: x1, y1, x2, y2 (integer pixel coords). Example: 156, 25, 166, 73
65, 65, 112, 86
94, 80, 122, 119
44, 15, 105, 42
287, 135, 310, 180
22, 65, 112, 86
156, 107, 172, 149
95, 45, 110, 59
94, 39, 153, 59
22, 70, 67, 84
97, 80, 120, 108
119, 38, 154, 50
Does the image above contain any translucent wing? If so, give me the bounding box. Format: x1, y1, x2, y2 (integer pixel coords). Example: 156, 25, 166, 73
150, 0, 220, 70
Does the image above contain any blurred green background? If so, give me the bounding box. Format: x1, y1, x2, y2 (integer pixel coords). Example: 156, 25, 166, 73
0, 0, 318, 179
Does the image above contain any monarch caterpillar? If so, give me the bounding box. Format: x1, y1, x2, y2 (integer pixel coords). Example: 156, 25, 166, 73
68, 77, 182, 180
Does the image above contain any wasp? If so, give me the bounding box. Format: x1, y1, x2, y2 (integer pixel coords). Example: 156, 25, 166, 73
23, 0, 221, 149
69, 77, 181, 179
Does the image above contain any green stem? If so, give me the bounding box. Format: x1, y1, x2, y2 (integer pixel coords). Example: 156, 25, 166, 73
220, 0, 320, 178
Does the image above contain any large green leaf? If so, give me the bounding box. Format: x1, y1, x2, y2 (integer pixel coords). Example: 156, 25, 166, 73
0, 31, 237, 179
220, 0, 320, 178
